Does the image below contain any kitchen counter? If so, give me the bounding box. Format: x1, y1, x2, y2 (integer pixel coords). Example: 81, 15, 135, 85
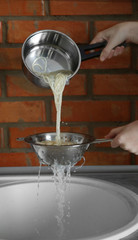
0, 165, 137, 240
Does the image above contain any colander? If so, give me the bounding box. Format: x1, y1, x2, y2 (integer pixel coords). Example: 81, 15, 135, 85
17, 132, 111, 166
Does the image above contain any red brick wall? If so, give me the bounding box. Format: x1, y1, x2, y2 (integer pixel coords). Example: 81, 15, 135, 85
0, 0, 137, 167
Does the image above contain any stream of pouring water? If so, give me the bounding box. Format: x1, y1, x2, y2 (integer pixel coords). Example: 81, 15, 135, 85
32, 57, 85, 238
51, 161, 72, 239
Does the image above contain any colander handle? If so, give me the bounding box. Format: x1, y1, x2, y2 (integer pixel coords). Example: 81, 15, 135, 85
79, 40, 127, 61
16, 137, 24, 141
92, 138, 112, 144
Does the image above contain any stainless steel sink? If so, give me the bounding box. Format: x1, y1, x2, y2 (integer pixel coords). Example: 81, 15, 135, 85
0, 166, 137, 240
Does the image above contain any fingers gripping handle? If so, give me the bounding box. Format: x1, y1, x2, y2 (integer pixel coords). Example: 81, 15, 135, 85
79, 41, 127, 61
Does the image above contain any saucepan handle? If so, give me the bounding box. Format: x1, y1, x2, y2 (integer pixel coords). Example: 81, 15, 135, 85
79, 40, 127, 61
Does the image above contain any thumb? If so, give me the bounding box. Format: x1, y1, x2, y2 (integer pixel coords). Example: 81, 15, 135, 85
111, 137, 120, 148
110, 132, 124, 148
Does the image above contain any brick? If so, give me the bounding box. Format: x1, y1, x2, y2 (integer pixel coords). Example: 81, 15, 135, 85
0, 101, 46, 123
0, 152, 34, 167
6, 73, 86, 97
0, 128, 5, 148
7, 20, 90, 43
83, 151, 131, 166
64, 74, 87, 95
0, 48, 21, 70
0, 0, 44, 16
50, 1, 132, 15
135, 156, 138, 165
94, 126, 114, 138
52, 100, 130, 122
0, 80, 2, 97
135, 102, 138, 119
9, 126, 89, 148
94, 21, 120, 34
6, 74, 52, 97
0, 22, 2, 43
0, 153, 27, 167
81, 47, 131, 69
93, 74, 138, 95
136, 48, 138, 70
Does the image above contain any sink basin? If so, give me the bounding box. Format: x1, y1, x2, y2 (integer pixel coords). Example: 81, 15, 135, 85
0, 176, 138, 240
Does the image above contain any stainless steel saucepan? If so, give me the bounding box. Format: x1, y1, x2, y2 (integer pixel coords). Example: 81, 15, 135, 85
22, 30, 126, 88
17, 132, 112, 166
